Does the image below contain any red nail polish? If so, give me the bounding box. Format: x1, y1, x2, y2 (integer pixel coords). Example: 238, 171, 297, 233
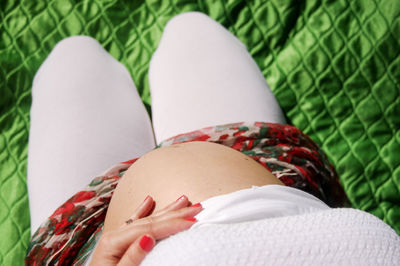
139, 235, 154, 252
176, 195, 186, 202
184, 217, 197, 222
190, 203, 202, 208
143, 195, 150, 202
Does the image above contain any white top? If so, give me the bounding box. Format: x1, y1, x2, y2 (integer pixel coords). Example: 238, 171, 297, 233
141, 185, 400, 265
87, 185, 400, 265
191, 184, 330, 228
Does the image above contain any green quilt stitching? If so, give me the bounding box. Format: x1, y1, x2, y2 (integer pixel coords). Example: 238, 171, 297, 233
1, 0, 399, 264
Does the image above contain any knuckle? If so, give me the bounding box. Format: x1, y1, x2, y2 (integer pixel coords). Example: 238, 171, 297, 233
99, 232, 116, 248
155, 209, 181, 222
145, 216, 155, 235
126, 246, 142, 264
175, 206, 191, 216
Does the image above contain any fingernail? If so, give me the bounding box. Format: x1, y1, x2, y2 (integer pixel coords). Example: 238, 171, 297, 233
143, 195, 150, 202
190, 203, 202, 208
184, 217, 197, 222
139, 235, 154, 252
176, 195, 186, 202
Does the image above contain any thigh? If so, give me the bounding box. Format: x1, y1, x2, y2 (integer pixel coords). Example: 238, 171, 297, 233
28, 36, 155, 233
103, 141, 283, 232
149, 12, 286, 144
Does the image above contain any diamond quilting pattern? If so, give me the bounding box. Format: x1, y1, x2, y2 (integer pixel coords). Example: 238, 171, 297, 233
266, 0, 400, 230
0, 0, 399, 264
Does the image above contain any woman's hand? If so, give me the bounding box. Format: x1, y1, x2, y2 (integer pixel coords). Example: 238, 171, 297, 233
90, 195, 203, 266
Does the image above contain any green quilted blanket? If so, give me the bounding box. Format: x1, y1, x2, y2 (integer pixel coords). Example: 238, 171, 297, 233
1, 0, 399, 264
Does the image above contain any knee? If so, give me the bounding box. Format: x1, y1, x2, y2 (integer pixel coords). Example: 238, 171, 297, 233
49, 36, 103, 60
35, 36, 105, 77
166, 11, 213, 25
160, 12, 244, 50
163, 12, 218, 36
33, 36, 108, 86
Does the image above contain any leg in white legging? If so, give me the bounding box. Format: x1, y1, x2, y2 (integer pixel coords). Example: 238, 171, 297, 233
149, 12, 286, 144
27, 36, 155, 233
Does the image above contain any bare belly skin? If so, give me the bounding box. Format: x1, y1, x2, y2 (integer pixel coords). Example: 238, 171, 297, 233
104, 141, 283, 231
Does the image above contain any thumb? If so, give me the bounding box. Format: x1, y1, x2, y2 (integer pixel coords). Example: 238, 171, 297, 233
117, 234, 155, 266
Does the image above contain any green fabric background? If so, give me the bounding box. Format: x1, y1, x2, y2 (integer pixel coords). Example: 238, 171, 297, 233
0, 0, 399, 264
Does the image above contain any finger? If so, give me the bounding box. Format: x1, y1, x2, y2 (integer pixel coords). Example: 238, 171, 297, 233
110, 209, 201, 254
157, 202, 203, 222
123, 196, 155, 227
151, 195, 190, 218
134, 202, 203, 226
117, 234, 155, 266
136, 197, 155, 219
138, 216, 199, 240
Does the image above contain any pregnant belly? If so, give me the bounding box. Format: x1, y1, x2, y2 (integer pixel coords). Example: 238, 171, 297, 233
104, 141, 283, 231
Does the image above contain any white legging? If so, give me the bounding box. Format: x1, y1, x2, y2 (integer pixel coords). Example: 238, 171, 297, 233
27, 12, 286, 233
